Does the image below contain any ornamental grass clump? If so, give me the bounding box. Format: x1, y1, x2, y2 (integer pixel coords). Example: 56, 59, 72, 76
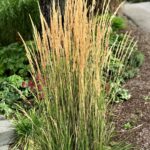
14, 0, 136, 149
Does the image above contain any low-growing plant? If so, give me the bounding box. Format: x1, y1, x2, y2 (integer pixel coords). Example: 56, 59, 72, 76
143, 95, 150, 102
0, 102, 13, 117
128, 50, 144, 68
0, 75, 32, 117
123, 50, 144, 80
123, 68, 139, 79
108, 56, 125, 78
109, 78, 131, 103
14, 110, 42, 149
123, 122, 133, 130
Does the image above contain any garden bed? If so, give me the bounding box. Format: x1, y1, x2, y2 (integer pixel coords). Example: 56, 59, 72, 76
113, 18, 150, 150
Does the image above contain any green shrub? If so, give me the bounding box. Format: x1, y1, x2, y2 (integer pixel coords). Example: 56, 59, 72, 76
128, 50, 144, 68
123, 50, 144, 79
0, 42, 30, 77
123, 68, 139, 79
111, 16, 126, 31
0, 0, 39, 45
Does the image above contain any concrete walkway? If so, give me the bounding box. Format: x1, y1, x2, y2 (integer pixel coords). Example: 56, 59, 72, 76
122, 2, 150, 32
0, 116, 15, 150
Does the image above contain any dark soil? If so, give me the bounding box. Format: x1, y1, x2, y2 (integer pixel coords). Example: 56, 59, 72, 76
112, 19, 150, 150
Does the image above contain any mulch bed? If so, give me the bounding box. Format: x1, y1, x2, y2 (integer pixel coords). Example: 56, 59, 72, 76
112, 19, 150, 150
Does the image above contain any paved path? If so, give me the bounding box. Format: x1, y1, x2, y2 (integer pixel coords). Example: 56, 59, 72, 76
122, 2, 150, 32
0, 116, 15, 150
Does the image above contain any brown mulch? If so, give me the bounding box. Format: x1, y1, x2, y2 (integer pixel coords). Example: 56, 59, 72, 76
112, 19, 150, 150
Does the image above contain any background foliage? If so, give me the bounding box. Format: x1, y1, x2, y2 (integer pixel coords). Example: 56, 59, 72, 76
0, 43, 30, 77
0, 0, 39, 45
